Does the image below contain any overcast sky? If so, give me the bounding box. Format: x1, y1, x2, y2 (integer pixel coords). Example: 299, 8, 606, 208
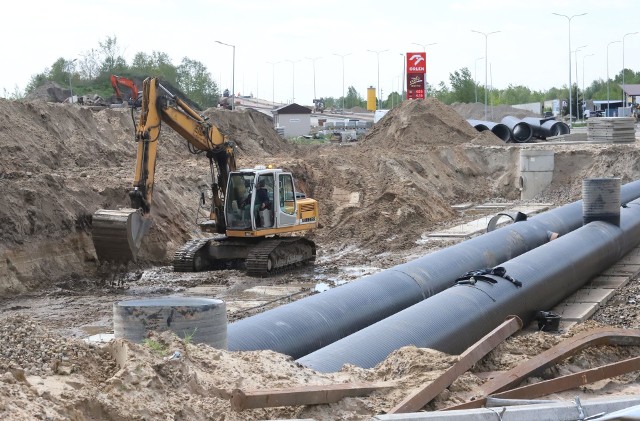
1, 0, 638, 104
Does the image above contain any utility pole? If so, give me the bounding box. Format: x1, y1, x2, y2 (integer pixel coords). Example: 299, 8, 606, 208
471, 30, 500, 120
306, 56, 321, 102
552, 12, 587, 127
367, 49, 389, 109
333, 53, 351, 112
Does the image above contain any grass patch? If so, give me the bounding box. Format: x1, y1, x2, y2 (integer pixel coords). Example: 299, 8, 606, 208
143, 338, 168, 355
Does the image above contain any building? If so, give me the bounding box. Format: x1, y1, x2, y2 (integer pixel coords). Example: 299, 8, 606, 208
272, 103, 312, 138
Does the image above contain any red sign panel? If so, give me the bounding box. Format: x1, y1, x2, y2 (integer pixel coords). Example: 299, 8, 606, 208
407, 89, 425, 99
406, 52, 426, 73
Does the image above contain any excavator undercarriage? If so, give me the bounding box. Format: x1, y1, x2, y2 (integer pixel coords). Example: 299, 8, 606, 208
172, 236, 316, 277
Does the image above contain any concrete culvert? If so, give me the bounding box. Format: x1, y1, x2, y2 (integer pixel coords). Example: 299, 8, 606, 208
114, 297, 228, 348
467, 119, 511, 142
501, 116, 533, 143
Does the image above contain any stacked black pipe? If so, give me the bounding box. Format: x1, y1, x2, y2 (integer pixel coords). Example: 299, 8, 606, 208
228, 180, 640, 359
299, 184, 634, 373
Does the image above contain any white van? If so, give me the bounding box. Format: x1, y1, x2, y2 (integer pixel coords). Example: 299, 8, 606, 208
374, 109, 390, 124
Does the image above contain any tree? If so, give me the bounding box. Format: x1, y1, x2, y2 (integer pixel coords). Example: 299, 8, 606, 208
98, 36, 127, 75
177, 57, 219, 108
344, 86, 364, 109
78, 48, 101, 80
448, 67, 476, 103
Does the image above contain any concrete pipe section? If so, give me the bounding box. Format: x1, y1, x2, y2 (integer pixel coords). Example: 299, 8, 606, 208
523, 117, 570, 139
298, 196, 640, 372
501, 116, 533, 143
114, 297, 228, 348
467, 119, 512, 142
518, 150, 555, 200
227, 180, 640, 359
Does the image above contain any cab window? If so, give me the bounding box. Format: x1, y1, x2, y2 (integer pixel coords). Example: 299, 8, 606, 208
279, 174, 295, 215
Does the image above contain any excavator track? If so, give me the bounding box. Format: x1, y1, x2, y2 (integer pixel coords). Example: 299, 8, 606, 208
172, 237, 216, 272
245, 238, 316, 277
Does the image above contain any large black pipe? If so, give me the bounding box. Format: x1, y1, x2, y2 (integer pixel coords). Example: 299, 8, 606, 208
298, 203, 640, 372
467, 119, 512, 142
501, 116, 533, 143
227, 180, 640, 358
523, 117, 570, 139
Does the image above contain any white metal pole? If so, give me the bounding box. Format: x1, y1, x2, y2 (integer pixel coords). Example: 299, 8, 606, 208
471, 31, 499, 120
607, 40, 621, 116
582, 54, 594, 120
622, 32, 638, 106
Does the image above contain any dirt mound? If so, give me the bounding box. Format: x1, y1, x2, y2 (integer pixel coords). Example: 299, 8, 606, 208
451, 102, 540, 121
24, 81, 70, 102
361, 98, 481, 148
202, 107, 289, 158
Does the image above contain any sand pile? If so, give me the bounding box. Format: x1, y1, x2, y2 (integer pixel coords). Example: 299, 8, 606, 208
451, 102, 540, 121
361, 98, 482, 148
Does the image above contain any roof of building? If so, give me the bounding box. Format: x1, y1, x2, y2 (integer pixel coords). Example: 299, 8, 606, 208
620, 84, 640, 96
272, 103, 312, 115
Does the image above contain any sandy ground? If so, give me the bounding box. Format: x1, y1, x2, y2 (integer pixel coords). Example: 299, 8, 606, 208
2, 97, 640, 420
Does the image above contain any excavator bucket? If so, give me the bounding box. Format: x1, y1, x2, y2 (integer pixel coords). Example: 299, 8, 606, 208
91, 209, 151, 263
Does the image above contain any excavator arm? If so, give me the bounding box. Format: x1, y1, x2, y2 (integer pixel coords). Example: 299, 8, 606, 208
110, 75, 139, 104
92, 77, 236, 263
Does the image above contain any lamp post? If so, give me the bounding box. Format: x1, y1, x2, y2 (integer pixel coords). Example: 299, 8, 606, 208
471, 30, 500, 120
474, 56, 484, 104
215, 40, 235, 110
411, 42, 437, 97
306, 56, 321, 102
367, 49, 389, 109
286, 59, 301, 103
582, 53, 594, 120
622, 32, 639, 106
333, 53, 351, 112
400, 53, 406, 102
266, 61, 279, 107
552, 12, 587, 127
572, 45, 587, 121
607, 40, 621, 116
67, 58, 77, 102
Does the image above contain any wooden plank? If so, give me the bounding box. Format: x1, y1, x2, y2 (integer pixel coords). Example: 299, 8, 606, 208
387, 316, 522, 414
230, 382, 391, 411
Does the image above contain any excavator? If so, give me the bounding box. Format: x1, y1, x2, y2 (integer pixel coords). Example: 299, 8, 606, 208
91, 77, 318, 276
110, 75, 140, 106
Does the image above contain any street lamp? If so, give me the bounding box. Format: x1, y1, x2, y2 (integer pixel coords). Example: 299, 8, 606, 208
215, 40, 235, 110
367, 49, 389, 109
471, 30, 500, 120
286, 59, 301, 103
474, 56, 484, 104
552, 12, 587, 127
411, 42, 437, 97
607, 40, 621, 116
333, 53, 351, 112
572, 45, 587, 121
622, 32, 639, 106
306, 56, 321, 102
266, 61, 279, 107
582, 53, 595, 120
67, 58, 77, 102
399, 53, 406, 102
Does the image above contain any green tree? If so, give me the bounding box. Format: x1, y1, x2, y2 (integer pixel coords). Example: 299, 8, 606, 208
177, 57, 219, 107
98, 36, 127, 75
448, 67, 476, 103
344, 86, 363, 109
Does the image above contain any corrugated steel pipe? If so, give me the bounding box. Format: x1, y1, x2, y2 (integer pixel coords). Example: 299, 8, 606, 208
523, 117, 570, 139
227, 180, 640, 359
467, 119, 511, 142
501, 116, 533, 143
298, 199, 640, 372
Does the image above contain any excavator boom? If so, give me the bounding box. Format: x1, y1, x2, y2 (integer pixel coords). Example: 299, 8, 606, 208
92, 77, 235, 263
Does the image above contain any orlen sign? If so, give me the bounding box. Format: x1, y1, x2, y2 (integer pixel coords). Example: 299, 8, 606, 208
406, 52, 426, 73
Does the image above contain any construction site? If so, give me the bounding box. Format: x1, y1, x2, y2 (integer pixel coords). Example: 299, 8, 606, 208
3, 84, 640, 421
